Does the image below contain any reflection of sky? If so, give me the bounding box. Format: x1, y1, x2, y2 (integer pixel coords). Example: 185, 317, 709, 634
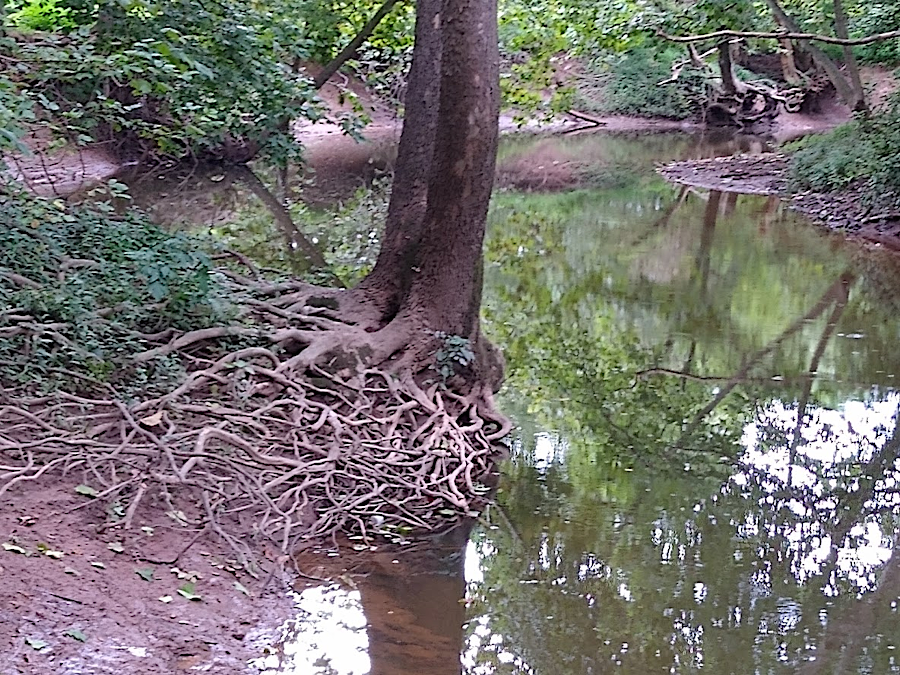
736, 394, 899, 591
252, 585, 370, 674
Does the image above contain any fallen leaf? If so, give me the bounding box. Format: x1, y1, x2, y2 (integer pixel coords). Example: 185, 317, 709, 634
136, 567, 155, 582
43, 549, 65, 559
177, 582, 202, 601
107, 542, 124, 554
2, 542, 28, 555
25, 637, 49, 651
63, 628, 87, 642
158, 595, 173, 603
64, 566, 80, 576
90, 561, 105, 569
74, 485, 98, 498
139, 410, 164, 427
233, 581, 250, 597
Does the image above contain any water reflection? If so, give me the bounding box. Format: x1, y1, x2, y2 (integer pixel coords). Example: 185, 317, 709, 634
122, 132, 900, 673
473, 141, 900, 672
257, 526, 472, 675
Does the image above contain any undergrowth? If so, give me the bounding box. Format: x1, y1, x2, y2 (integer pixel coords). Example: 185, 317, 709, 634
789, 95, 900, 209
0, 183, 237, 394
575, 47, 707, 120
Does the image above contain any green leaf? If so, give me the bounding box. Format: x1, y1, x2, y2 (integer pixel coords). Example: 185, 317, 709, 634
25, 637, 49, 651
63, 628, 87, 642
135, 567, 155, 582
177, 582, 202, 601
74, 484, 98, 498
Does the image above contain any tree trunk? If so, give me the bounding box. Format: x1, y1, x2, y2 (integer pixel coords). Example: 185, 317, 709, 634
352, 0, 443, 322
765, 0, 857, 107
779, 38, 801, 85
294, 0, 503, 388
399, 0, 500, 339
832, 0, 868, 112
717, 40, 738, 96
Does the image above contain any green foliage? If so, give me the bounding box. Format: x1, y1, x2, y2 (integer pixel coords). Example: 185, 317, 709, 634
851, 3, 900, 65
6, 0, 81, 31
433, 332, 475, 382
0, 183, 233, 393
576, 47, 707, 120
2, 0, 321, 164
790, 98, 900, 206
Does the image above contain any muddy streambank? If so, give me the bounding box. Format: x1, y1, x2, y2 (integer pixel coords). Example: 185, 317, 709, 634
659, 153, 900, 251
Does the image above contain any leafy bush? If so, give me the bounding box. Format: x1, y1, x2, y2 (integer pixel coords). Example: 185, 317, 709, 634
6, 0, 82, 31
576, 47, 707, 120
790, 97, 900, 206
851, 4, 900, 65
0, 183, 235, 392
2, 0, 321, 164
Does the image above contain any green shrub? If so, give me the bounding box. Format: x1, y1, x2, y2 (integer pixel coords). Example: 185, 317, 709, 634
576, 47, 707, 120
790, 96, 900, 206
851, 5, 900, 65
6, 0, 81, 31
2, 0, 321, 164
0, 183, 235, 393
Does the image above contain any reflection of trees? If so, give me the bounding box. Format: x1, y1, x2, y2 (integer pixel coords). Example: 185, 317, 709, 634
466, 400, 900, 674
290, 526, 470, 675
475, 178, 900, 673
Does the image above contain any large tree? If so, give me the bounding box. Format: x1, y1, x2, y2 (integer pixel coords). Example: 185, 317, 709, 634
0, 0, 509, 558
288, 0, 507, 397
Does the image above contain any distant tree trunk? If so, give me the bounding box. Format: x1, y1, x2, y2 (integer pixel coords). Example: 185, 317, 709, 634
765, 0, 858, 107
717, 40, 739, 95
313, 0, 404, 90
779, 39, 801, 84
832, 0, 867, 112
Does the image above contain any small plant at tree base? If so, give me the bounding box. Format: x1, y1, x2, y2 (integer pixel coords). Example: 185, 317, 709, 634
433, 331, 476, 382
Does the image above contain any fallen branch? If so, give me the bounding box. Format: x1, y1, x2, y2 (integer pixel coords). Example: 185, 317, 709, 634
658, 28, 900, 47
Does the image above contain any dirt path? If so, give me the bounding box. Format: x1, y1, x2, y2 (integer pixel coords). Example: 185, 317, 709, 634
0, 478, 292, 674
659, 153, 900, 251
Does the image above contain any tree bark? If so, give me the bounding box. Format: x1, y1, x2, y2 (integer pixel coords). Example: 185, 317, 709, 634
400, 0, 500, 339
832, 0, 867, 112
352, 0, 443, 322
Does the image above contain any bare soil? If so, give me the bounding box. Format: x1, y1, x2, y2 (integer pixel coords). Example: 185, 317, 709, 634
0, 477, 291, 674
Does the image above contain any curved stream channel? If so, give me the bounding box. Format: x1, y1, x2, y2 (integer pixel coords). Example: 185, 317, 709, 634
133, 132, 900, 674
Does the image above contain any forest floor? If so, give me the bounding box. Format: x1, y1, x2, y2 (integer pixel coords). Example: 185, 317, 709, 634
0, 479, 293, 674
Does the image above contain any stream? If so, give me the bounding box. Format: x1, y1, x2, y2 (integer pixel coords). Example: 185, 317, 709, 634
136, 131, 900, 674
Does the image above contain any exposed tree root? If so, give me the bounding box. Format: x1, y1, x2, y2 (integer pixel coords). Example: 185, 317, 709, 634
0, 269, 511, 570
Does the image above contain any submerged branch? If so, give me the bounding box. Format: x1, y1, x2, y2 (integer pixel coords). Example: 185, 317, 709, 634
232, 165, 345, 287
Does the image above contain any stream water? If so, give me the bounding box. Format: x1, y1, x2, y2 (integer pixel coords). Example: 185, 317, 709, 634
139, 131, 900, 674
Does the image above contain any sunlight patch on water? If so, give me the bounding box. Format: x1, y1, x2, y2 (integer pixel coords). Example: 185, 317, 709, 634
252, 586, 370, 674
